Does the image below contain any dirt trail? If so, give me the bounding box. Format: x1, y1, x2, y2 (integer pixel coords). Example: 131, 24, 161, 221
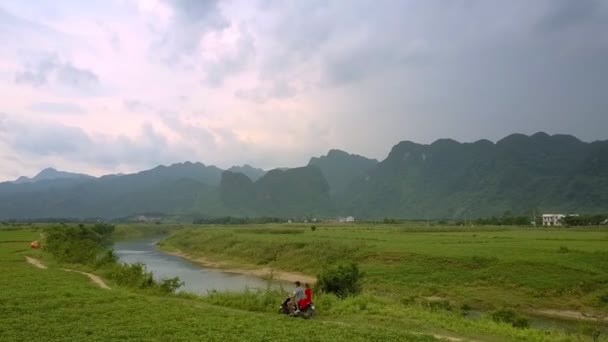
167, 250, 316, 284
25, 256, 47, 269
24, 256, 110, 290
61, 269, 111, 290
532, 309, 608, 322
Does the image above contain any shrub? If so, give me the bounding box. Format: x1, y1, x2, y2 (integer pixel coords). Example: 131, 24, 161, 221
311, 225, 316, 231
108, 262, 155, 289
158, 277, 185, 294
317, 262, 362, 299
491, 308, 529, 329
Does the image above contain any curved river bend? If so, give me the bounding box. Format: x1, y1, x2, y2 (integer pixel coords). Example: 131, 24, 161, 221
113, 237, 283, 295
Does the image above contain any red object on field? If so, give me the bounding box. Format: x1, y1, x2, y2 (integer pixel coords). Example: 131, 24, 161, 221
30, 241, 41, 249
298, 288, 313, 309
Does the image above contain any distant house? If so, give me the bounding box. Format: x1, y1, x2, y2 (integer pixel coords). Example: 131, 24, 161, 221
337, 216, 355, 223
542, 214, 565, 226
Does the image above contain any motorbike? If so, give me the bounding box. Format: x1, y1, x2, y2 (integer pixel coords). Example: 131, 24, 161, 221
279, 296, 316, 319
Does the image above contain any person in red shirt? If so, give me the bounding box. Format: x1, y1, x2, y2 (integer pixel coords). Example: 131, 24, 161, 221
298, 283, 313, 310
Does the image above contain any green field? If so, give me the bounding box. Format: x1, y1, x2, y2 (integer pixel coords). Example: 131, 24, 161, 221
0, 227, 440, 342
160, 224, 608, 340
2, 224, 607, 341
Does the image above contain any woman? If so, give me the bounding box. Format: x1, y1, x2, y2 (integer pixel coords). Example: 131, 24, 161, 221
298, 283, 313, 310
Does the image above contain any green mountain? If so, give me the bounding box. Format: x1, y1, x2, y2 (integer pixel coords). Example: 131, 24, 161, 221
337, 132, 608, 219
227, 164, 266, 181
0, 162, 224, 219
0, 132, 606, 220
219, 166, 333, 217
13, 167, 94, 184
308, 149, 378, 196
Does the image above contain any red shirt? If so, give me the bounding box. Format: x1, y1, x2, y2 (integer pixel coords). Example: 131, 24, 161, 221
298, 288, 312, 309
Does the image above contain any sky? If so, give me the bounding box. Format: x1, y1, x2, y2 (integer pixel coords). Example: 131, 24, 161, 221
1, 0, 607, 181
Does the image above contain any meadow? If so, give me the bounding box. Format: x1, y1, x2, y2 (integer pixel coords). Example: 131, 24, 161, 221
1, 223, 607, 341
160, 223, 608, 340
0, 227, 437, 342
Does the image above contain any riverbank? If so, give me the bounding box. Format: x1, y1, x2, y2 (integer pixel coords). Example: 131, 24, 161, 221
163, 249, 316, 284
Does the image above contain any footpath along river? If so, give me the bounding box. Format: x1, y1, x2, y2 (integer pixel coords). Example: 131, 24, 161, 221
113, 237, 286, 295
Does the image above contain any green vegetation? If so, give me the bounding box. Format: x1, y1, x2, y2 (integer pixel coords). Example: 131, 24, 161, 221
317, 262, 362, 299
0, 227, 441, 341
161, 224, 608, 341
43, 224, 184, 295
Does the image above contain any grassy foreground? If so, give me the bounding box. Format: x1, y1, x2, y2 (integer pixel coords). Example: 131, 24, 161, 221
0, 228, 437, 342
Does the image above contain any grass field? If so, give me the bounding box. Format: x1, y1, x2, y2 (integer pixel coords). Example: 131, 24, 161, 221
160, 224, 608, 340
0, 227, 440, 342
2, 224, 607, 341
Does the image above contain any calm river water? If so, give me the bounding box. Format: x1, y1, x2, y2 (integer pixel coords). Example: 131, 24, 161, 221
113, 237, 284, 295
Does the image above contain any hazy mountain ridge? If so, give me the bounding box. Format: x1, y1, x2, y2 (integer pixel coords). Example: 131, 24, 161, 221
1, 132, 606, 220
338, 133, 608, 218
12, 167, 94, 184
308, 149, 378, 196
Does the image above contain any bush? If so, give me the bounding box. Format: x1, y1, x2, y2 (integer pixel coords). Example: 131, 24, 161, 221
158, 277, 185, 294
310, 225, 316, 231
491, 309, 529, 329
317, 262, 362, 299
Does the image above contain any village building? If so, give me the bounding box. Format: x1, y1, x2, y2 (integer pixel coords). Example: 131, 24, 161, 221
542, 214, 565, 226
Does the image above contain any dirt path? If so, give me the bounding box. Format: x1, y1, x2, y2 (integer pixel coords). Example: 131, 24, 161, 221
25, 256, 47, 269
532, 309, 608, 322
167, 250, 316, 284
24, 256, 110, 290
61, 269, 111, 290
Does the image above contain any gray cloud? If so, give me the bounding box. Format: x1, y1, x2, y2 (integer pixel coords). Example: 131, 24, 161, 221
0, 114, 189, 170
235, 80, 296, 103
27, 102, 86, 115
15, 53, 99, 90
202, 28, 255, 87
154, 0, 229, 65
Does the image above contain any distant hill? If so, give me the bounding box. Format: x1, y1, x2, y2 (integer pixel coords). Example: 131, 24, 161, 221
227, 165, 266, 181
220, 166, 332, 217
12, 167, 94, 184
337, 132, 608, 219
0, 162, 224, 219
308, 149, 378, 196
1, 132, 606, 220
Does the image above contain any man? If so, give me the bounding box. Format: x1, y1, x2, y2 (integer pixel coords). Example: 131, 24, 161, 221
292, 281, 305, 313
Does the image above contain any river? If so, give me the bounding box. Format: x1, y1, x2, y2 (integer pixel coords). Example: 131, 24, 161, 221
113, 237, 284, 295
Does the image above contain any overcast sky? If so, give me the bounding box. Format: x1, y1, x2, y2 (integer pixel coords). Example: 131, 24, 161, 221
1, 0, 607, 181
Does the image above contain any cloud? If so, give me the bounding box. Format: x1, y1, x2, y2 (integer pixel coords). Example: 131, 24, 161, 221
14, 53, 100, 91
27, 102, 86, 115
235, 80, 296, 103
1, 1, 608, 181
0, 113, 189, 171
124, 99, 155, 112
201, 26, 256, 86
152, 0, 229, 64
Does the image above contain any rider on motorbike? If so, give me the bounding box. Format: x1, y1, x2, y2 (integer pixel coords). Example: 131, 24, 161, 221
292, 281, 306, 313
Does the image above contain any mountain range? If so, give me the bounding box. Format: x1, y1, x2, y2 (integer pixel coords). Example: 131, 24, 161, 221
1, 132, 606, 220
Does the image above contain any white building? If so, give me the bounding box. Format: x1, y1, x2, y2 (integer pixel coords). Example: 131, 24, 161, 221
338, 216, 355, 223
542, 214, 565, 226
